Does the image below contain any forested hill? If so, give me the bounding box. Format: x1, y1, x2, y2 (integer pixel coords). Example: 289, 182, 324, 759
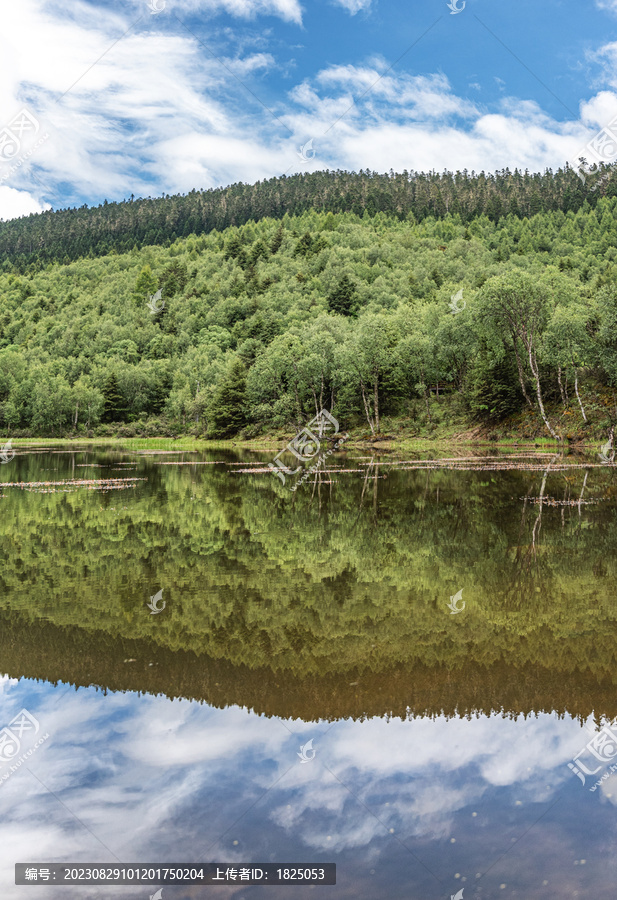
1, 164, 616, 273
2, 194, 617, 440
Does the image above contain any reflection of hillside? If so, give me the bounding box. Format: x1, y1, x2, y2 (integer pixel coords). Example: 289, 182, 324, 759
2, 453, 617, 678
2, 612, 616, 723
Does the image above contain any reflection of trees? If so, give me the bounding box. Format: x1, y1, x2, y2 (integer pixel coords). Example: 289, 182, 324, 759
1, 451, 617, 681
2, 611, 617, 725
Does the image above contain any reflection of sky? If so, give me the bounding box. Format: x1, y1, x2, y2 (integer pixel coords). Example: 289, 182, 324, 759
1, 679, 617, 899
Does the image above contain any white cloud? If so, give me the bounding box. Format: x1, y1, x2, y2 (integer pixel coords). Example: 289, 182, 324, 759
0, 675, 19, 695
281, 68, 611, 177
330, 0, 373, 13
224, 51, 276, 76
595, 0, 617, 12
313, 67, 480, 119
0, 186, 50, 221
131, 0, 304, 23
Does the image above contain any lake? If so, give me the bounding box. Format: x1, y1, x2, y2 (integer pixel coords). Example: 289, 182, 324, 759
1, 444, 617, 898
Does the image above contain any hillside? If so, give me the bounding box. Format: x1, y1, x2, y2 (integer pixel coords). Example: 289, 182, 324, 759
0, 164, 614, 273
1, 177, 617, 441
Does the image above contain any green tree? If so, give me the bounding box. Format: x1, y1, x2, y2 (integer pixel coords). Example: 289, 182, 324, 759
132, 265, 157, 306
337, 313, 400, 433
477, 271, 560, 440
328, 275, 357, 317
101, 373, 127, 423
208, 358, 248, 437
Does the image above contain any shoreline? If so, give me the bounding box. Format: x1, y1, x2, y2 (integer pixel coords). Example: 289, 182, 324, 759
0, 432, 596, 455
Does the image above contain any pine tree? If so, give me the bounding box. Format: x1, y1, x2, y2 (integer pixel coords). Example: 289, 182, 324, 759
270, 225, 284, 254
131, 265, 157, 306
101, 374, 127, 423
327, 274, 357, 316
208, 359, 247, 437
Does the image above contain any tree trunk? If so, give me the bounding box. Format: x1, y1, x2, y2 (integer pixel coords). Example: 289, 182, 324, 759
424, 388, 432, 423
513, 338, 534, 408
572, 363, 587, 423
557, 367, 567, 407
373, 375, 380, 433
360, 378, 375, 434
73, 401, 79, 428
528, 347, 560, 440
294, 382, 302, 428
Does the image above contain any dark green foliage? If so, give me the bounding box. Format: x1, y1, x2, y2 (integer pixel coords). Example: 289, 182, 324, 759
430, 267, 444, 287
160, 260, 188, 297
270, 225, 284, 254
132, 265, 157, 305
224, 233, 243, 261
208, 358, 247, 437
467, 350, 525, 422
327, 274, 357, 316
294, 232, 314, 258
249, 240, 269, 265
2, 166, 617, 273
101, 373, 127, 423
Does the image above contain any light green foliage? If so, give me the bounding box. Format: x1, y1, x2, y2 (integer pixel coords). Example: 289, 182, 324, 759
1, 199, 617, 435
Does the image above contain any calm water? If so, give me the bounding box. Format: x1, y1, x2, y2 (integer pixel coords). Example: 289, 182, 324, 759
1, 446, 617, 898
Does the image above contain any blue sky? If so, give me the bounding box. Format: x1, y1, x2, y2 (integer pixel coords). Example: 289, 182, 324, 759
1, 0, 617, 220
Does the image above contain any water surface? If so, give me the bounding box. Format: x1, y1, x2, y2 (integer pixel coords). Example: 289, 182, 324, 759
1, 446, 616, 898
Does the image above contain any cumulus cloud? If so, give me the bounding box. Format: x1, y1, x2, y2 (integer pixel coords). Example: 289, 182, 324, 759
3, 0, 617, 219
0, 188, 50, 221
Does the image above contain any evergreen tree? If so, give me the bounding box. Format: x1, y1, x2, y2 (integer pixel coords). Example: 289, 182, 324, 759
327, 275, 357, 316
208, 359, 247, 437
293, 232, 314, 258
132, 265, 157, 306
101, 374, 127, 423
270, 225, 284, 254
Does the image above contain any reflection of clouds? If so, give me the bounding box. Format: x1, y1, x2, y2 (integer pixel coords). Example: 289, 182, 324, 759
121, 701, 290, 767
0, 674, 18, 695
0, 679, 607, 898
269, 713, 592, 852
